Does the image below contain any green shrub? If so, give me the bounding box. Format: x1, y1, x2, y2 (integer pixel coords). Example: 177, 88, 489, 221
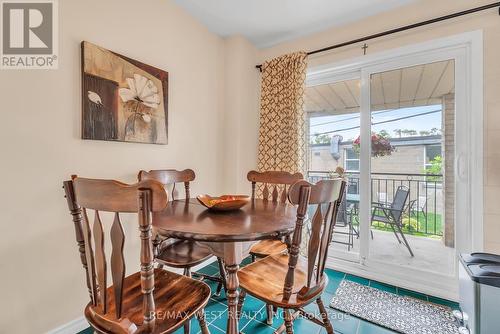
402, 217, 419, 231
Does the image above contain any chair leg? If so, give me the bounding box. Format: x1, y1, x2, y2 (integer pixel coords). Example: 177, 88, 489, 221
183, 320, 190, 334
390, 224, 402, 243
369, 219, 375, 240
215, 257, 227, 297
284, 309, 294, 334
182, 267, 192, 334
237, 289, 246, 320
215, 281, 223, 297
266, 304, 274, 325
396, 224, 414, 257
347, 218, 352, 251
197, 310, 210, 334
214, 258, 226, 296
317, 298, 334, 334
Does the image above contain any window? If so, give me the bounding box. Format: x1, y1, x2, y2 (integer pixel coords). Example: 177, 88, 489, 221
345, 147, 360, 172
425, 144, 441, 168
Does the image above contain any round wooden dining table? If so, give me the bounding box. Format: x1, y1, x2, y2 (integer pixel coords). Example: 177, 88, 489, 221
152, 198, 298, 334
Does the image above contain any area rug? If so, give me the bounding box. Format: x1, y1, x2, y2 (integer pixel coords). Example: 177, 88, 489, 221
329, 280, 460, 334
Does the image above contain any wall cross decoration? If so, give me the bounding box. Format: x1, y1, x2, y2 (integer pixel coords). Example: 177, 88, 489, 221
362, 43, 368, 55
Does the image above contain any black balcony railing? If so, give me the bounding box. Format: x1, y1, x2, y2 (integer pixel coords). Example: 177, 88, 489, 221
307, 170, 444, 237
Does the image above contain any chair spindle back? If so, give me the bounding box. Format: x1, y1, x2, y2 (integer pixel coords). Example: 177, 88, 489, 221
63, 176, 168, 331
286, 178, 346, 300
138, 169, 195, 200
247, 170, 303, 203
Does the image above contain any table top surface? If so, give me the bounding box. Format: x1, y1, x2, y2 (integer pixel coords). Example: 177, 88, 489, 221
152, 198, 298, 242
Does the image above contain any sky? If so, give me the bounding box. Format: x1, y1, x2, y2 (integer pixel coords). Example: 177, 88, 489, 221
309, 105, 442, 142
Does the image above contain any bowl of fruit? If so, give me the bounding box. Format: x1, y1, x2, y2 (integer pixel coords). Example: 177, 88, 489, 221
196, 194, 250, 212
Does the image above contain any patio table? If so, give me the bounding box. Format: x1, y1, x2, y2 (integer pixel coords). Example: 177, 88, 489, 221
346, 193, 360, 204
152, 198, 297, 334
332, 193, 361, 249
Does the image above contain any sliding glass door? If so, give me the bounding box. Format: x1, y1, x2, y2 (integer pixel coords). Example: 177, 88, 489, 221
306, 74, 362, 262
364, 60, 456, 278
305, 35, 480, 298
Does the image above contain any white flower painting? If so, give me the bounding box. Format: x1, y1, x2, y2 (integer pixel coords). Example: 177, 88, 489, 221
119, 74, 161, 142
119, 74, 160, 109
82, 41, 168, 144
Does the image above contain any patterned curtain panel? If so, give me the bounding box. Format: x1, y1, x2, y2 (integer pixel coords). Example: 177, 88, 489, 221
257, 52, 308, 178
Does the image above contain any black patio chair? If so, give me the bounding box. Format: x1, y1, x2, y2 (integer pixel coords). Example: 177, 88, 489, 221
331, 187, 358, 250
408, 196, 428, 219
371, 186, 414, 257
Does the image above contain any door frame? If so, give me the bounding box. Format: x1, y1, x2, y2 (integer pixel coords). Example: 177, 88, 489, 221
307, 30, 483, 300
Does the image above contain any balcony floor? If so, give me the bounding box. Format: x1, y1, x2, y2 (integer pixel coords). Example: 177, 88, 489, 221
329, 227, 456, 276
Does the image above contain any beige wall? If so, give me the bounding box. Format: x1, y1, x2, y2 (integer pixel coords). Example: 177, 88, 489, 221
221, 36, 260, 194
371, 146, 425, 175
0, 0, 229, 332
250, 0, 500, 254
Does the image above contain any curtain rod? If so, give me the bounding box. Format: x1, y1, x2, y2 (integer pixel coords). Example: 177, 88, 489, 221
255, 2, 500, 70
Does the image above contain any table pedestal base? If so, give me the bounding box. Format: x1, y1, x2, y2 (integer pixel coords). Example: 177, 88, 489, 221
200, 241, 254, 334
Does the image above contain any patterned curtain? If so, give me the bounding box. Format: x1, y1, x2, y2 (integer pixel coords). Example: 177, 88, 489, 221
257, 52, 308, 177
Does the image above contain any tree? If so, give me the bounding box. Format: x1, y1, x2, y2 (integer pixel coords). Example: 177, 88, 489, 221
401, 129, 417, 136
419, 130, 431, 136
423, 156, 443, 181
311, 133, 331, 145
393, 129, 402, 138
430, 127, 442, 135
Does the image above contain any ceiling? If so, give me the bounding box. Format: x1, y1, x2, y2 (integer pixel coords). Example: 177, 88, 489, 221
305, 60, 455, 115
174, 0, 415, 48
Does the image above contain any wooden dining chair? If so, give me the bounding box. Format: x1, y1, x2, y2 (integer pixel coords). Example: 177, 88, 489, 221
246, 170, 304, 325
63, 176, 211, 334
247, 170, 303, 261
237, 177, 346, 334
138, 170, 227, 298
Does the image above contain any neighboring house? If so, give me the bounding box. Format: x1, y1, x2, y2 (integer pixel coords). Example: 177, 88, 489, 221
309, 135, 442, 174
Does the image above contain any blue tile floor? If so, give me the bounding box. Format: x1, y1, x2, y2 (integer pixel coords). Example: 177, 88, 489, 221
78, 256, 458, 334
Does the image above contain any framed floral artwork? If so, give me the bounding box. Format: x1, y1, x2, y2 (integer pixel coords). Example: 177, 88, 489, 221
81, 41, 168, 144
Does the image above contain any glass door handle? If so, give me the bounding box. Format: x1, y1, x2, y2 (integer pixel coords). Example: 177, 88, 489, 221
456, 152, 468, 182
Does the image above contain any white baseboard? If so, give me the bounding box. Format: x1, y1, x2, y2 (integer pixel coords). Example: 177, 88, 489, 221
45, 317, 88, 334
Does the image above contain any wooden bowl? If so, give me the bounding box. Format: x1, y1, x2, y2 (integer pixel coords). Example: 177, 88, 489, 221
196, 194, 250, 212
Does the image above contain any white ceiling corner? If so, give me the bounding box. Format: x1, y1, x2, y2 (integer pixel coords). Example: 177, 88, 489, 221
174, 0, 416, 48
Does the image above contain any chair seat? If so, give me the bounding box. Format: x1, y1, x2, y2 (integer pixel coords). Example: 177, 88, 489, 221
372, 214, 391, 224
238, 254, 325, 308
85, 269, 211, 334
249, 239, 288, 258
156, 240, 213, 268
